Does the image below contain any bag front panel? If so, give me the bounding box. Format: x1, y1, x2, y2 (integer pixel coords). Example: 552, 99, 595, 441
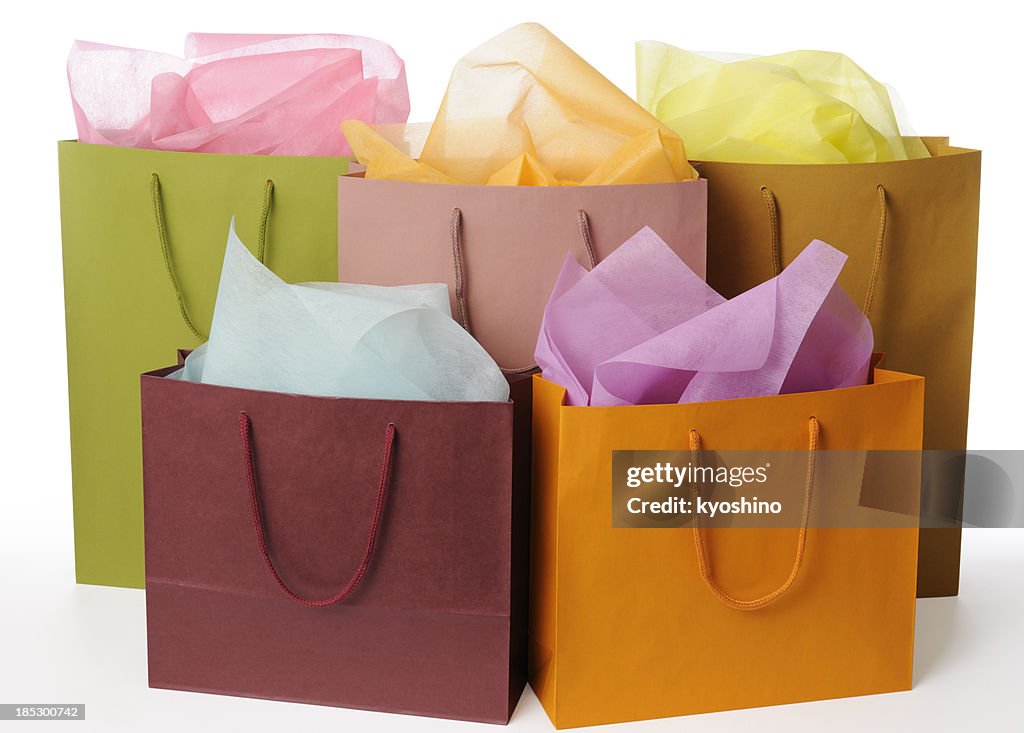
145, 578, 515, 722
141, 371, 522, 721
533, 373, 923, 727
141, 373, 516, 613
59, 142, 348, 587
699, 142, 979, 454
338, 176, 708, 370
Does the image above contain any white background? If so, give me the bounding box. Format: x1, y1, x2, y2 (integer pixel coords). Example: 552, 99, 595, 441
1, 1, 1021, 731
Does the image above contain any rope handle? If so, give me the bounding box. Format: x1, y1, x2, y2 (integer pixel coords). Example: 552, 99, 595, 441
255, 178, 275, 265
688, 416, 820, 611
151, 173, 275, 342
239, 412, 396, 608
449, 206, 598, 376
761, 184, 888, 321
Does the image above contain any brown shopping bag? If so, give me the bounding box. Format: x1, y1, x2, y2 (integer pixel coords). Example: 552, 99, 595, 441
141, 362, 530, 723
530, 366, 924, 728
337, 176, 707, 372
698, 138, 980, 597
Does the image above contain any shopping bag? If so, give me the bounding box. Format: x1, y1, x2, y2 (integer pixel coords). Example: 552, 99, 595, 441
140, 362, 530, 723
59, 141, 348, 587
697, 138, 979, 597
337, 175, 707, 371
530, 366, 924, 728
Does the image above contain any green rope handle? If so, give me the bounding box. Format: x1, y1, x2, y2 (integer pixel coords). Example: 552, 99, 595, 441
150, 173, 275, 342
256, 179, 274, 265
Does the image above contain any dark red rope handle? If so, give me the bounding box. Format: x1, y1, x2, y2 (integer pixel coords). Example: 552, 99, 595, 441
238, 412, 397, 608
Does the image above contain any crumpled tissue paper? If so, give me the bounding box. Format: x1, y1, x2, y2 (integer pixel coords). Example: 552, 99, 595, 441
536, 227, 873, 406
174, 225, 509, 402
343, 23, 697, 185
636, 42, 929, 163
69, 33, 410, 155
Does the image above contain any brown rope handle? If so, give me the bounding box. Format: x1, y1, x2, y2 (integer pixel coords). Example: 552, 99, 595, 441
688, 416, 820, 611
449, 207, 598, 376
761, 186, 782, 279
761, 184, 888, 320
239, 412, 396, 608
151, 174, 275, 342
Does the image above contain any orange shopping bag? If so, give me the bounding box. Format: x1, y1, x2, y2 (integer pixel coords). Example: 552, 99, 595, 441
530, 366, 924, 728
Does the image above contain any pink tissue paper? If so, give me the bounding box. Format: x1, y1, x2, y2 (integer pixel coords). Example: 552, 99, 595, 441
68, 33, 410, 155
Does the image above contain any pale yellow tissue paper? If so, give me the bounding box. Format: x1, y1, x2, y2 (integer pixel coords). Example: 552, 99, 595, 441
344, 23, 698, 185
636, 41, 929, 163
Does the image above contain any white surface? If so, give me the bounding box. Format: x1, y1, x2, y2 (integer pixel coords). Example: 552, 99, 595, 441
1, 1, 1022, 730
1, 532, 1021, 731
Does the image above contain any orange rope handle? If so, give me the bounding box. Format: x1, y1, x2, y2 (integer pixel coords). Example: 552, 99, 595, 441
688, 416, 820, 611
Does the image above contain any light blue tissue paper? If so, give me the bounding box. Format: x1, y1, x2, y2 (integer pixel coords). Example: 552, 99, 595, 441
172, 224, 510, 402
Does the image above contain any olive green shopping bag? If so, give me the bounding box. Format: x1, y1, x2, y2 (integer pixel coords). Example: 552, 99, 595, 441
58, 141, 348, 588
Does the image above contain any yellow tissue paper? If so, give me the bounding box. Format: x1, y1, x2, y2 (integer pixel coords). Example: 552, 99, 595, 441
344, 24, 698, 185
636, 42, 930, 163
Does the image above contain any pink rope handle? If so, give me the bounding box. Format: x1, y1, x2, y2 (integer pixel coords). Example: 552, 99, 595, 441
238, 411, 397, 607
448, 206, 598, 376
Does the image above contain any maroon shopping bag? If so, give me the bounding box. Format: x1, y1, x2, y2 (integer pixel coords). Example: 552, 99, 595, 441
141, 362, 531, 723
